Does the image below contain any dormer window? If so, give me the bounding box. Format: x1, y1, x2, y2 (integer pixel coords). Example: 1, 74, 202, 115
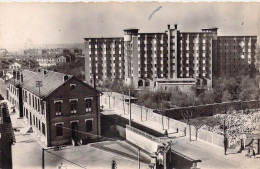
70, 84, 76, 90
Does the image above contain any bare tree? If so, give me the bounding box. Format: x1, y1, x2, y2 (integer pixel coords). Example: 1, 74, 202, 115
182, 111, 193, 141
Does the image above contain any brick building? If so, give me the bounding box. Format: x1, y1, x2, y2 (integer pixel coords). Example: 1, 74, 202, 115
35, 56, 57, 67
84, 24, 257, 91
7, 69, 101, 147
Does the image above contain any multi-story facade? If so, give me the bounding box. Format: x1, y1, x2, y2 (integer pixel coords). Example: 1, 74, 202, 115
7, 69, 101, 147
84, 37, 125, 84
56, 55, 68, 64
256, 46, 260, 74
36, 56, 57, 67
8, 61, 22, 70
214, 36, 257, 77
84, 24, 257, 90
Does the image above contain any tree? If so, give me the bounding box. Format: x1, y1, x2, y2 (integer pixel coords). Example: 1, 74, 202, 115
222, 91, 232, 102
198, 90, 215, 104
190, 119, 204, 140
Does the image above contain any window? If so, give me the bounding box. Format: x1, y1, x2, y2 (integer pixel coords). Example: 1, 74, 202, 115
70, 100, 77, 114
37, 99, 40, 112
32, 95, 34, 108
42, 123, 45, 135
85, 99, 92, 113
55, 102, 62, 116
56, 123, 63, 137
70, 84, 76, 90
36, 117, 38, 128
35, 97, 37, 109
86, 120, 93, 132
38, 120, 41, 131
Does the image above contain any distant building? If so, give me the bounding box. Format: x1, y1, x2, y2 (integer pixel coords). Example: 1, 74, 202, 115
84, 24, 257, 90
3, 59, 38, 71
9, 61, 22, 70
56, 55, 68, 64
7, 70, 101, 146
24, 49, 44, 57
0, 103, 15, 169
0, 49, 7, 57
36, 56, 57, 67
256, 46, 260, 74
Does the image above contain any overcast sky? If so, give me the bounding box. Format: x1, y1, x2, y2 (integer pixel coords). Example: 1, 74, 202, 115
0, 2, 260, 50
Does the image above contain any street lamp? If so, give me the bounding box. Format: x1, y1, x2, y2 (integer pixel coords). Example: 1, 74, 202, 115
128, 89, 132, 126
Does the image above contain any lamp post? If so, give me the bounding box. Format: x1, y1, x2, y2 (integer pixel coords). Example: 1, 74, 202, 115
42, 148, 44, 169
122, 91, 126, 115
159, 103, 164, 130
138, 148, 140, 169
129, 89, 132, 126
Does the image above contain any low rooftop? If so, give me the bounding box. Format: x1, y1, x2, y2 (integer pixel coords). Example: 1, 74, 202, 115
9, 70, 73, 98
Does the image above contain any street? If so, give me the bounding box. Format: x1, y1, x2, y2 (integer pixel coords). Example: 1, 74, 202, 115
9, 108, 150, 169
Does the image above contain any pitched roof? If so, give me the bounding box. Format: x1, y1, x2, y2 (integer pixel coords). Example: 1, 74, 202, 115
9, 70, 73, 98
0, 103, 15, 143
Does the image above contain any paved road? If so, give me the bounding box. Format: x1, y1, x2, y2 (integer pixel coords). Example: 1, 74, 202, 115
10, 110, 150, 169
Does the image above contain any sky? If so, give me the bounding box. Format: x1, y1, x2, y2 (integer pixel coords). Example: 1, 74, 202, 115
0, 2, 260, 51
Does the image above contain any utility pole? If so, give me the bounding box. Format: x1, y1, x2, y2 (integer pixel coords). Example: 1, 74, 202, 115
160, 103, 164, 130
129, 89, 131, 126
223, 119, 228, 155
122, 92, 125, 115
42, 148, 45, 169
138, 148, 140, 169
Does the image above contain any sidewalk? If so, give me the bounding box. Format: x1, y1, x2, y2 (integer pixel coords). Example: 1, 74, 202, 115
102, 106, 260, 169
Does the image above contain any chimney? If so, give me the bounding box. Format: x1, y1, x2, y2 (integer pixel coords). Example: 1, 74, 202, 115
21, 73, 23, 82
64, 75, 69, 82
13, 70, 16, 79
167, 24, 170, 29
16, 71, 20, 81
174, 24, 177, 29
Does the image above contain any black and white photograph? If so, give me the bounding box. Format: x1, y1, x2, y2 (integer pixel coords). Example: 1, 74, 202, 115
0, 1, 260, 169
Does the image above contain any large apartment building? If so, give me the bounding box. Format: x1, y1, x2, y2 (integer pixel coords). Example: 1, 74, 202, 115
214, 36, 257, 77
84, 24, 257, 91
7, 69, 101, 147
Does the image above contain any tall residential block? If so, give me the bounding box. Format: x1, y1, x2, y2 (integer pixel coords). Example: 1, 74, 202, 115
84, 24, 257, 91
215, 36, 257, 77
